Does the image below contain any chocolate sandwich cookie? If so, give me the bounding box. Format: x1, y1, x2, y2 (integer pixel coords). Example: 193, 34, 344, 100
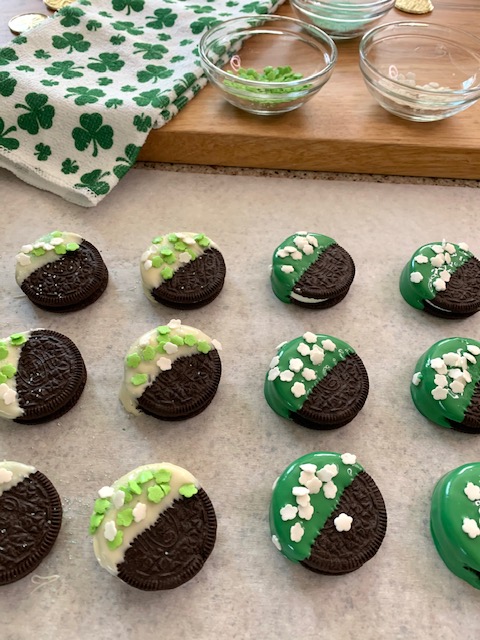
270, 232, 355, 308
264, 332, 369, 429
15, 230, 108, 313
0, 461, 62, 585
90, 463, 216, 590
270, 452, 387, 575
120, 319, 222, 421
399, 240, 480, 318
430, 462, 480, 590
411, 337, 480, 433
140, 233, 225, 309
0, 329, 86, 424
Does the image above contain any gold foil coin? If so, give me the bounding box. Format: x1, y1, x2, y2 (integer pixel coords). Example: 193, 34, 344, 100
8, 13, 49, 35
43, 0, 76, 9
395, 0, 434, 14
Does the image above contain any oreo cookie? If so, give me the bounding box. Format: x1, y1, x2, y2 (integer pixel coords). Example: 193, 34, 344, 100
430, 462, 480, 590
0, 461, 62, 585
264, 332, 369, 429
399, 240, 480, 318
270, 452, 387, 575
0, 329, 86, 424
90, 463, 216, 590
270, 232, 355, 308
15, 230, 108, 313
120, 319, 222, 421
411, 337, 480, 433
140, 233, 226, 309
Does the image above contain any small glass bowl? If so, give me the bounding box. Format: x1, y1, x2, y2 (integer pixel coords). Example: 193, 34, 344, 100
359, 22, 480, 122
290, 0, 395, 41
199, 15, 337, 116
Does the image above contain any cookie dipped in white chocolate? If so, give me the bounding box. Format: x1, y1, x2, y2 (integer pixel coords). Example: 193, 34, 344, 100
15, 231, 82, 285
0, 331, 33, 420
0, 460, 36, 497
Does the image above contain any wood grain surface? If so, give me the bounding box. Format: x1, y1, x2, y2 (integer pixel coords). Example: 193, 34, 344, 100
2, 1, 480, 178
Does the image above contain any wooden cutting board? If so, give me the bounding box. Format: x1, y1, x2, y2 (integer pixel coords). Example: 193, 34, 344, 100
2, 1, 480, 178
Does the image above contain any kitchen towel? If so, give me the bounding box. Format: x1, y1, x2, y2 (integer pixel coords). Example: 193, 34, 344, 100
0, 0, 283, 207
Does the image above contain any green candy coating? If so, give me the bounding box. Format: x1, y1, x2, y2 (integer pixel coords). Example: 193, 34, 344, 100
430, 463, 480, 589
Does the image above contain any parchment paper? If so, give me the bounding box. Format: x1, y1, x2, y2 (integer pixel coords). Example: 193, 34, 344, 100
1, 167, 479, 640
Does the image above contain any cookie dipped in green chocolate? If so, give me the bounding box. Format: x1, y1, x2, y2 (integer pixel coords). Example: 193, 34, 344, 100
270, 232, 355, 308
411, 338, 480, 433
399, 240, 480, 318
430, 462, 480, 590
264, 333, 369, 429
270, 452, 387, 575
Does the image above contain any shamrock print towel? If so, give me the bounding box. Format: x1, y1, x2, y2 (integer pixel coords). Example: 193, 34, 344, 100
0, 0, 283, 207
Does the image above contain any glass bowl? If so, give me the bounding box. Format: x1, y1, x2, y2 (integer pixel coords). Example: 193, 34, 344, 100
359, 22, 480, 122
199, 15, 337, 116
290, 0, 395, 41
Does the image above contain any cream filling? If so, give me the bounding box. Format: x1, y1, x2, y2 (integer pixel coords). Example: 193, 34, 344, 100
15, 232, 83, 285
93, 462, 199, 576
0, 330, 31, 420
425, 300, 452, 313
0, 460, 35, 497
119, 324, 215, 415
290, 292, 330, 304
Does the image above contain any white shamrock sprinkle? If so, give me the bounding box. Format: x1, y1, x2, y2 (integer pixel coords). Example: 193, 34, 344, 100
444, 243, 455, 254
302, 244, 314, 255
0, 384, 16, 406
321, 339, 336, 352
141, 250, 151, 262
302, 368, 317, 381
281, 265, 294, 273
277, 249, 288, 258
292, 486, 309, 496
432, 387, 448, 401
341, 453, 357, 465
465, 352, 477, 364
444, 252, 452, 264
440, 270, 451, 282
414, 255, 429, 264
410, 272, 423, 284
303, 332, 317, 344
450, 380, 465, 394
112, 490, 125, 509
163, 342, 178, 355
21, 244, 33, 253
43, 243, 53, 251
306, 235, 318, 247
434, 374, 448, 388
442, 352, 459, 367
412, 372, 422, 386
309, 346, 325, 366
284, 246, 296, 254
434, 278, 446, 292
104, 521, 118, 542
280, 504, 298, 521
432, 244, 444, 254
270, 356, 280, 369
212, 339, 222, 351
143, 260, 152, 271
168, 319, 182, 329
268, 367, 280, 381
294, 236, 308, 248
305, 476, 322, 494
334, 513, 353, 532
297, 343, 311, 357
458, 242, 469, 252
16, 252, 31, 266
430, 255, 445, 268
138, 335, 150, 347
465, 482, 480, 502
184, 237, 195, 245
289, 358, 303, 373
462, 517, 480, 539
300, 463, 317, 473
317, 464, 338, 482
0, 468, 13, 483
430, 358, 445, 371
296, 494, 310, 506
280, 370, 294, 382
179, 252, 192, 264
323, 481, 337, 499
133, 502, 147, 523
298, 504, 314, 520
299, 470, 314, 486
98, 486, 114, 499
291, 251, 303, 261
291, 382, 306, 398
290, 522, 305, 542
467, 344, 480, 356
272, 534, 281, 551
462, 370, 472, 384
157, 357, 172, 371
448, 368, 463, 380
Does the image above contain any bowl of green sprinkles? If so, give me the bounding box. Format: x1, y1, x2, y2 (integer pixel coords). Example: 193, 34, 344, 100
291, 0, 395, 41
199, 15, 337, 115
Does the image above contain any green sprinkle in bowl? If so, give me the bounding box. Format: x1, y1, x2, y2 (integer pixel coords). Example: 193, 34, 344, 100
290, 0, 395, 41
359, 22, 480, 122
199, 15, 337, 115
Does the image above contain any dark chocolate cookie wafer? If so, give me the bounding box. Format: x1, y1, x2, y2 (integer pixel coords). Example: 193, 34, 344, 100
90, 463, 216, 590
270, 452, 386, 576
120, 320, 222, 421
0, 329, 86, 424
271, 232, 355, 308
140, 233, 225, 309
423, 258, 480, 319
0, 461, 62, 585
15, 231, 108, 313
265, 333, 368, 430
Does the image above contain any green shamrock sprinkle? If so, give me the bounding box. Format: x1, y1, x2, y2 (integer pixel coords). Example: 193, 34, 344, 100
184, 334, 197, 347
126, 353, 141, 368
194, 234, 205, 242
156, 341, 166, 353
107, 530, 123, 550
89, 512, 104, 534
0, 342, 8, 359
1, 364, 16, 379
0, 373, 6, 384
52, 230, 62, 237
171, 335, 184, 347
161, 248, 173, 257
152, 236, 163, 244
161, 267, 173, 280
55, 244, 67, 255
157, 326, 170, 335
142, 345, 156, 361
174, 241, 186, 251
168, 233, 178, 243
160, 483, 171, 496
94, 498, 111, 514
128, 479, 142, 495
197, 341, 211, 354
10, 333, 26, 346
116, 508, 133, 527
33, 247, 46, 257
186, 248, 197, 260
66, 242, 79, 251
131, 373, 148, 386
179, 483, 198, 498
198, 237, 210, 247
151, 255, 163, 268
137, 470, 154, 484
118, 486, 133, 503
163, 253, 176, 265
154, 468, 171, 484
147, 484, 164, 503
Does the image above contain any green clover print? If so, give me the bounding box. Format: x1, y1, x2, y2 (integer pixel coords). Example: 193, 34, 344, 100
187, 5, 215, 13
113, 144, 141, 179
45, 61, 84, 79
190, 17, 221, 34
86, 20, 102, 31
241, 1, 269, 12
52, 33, 91, 54
112, 21, 144, 35
15, 93, 55, 135
0, 72, 16, 97
110, 35, 126, 45
34, 143, 52, 161
133, 90, 169, 108
75, 169, 111, 196
87, 53, 125, 73
58, 7, 85, 27
0, 48, 18, 66
72, 113, 113, 157
133, 43, 168, 60
105, 98, 123, 108
137, 65, 173, 83
61, 158, 79, 174
145, 8, 178, 29
133, 113, 152, 132
65, 87, 106, 105
0, 118, 19, 150
112, 0, 145, 15
34, 49, 52, 60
